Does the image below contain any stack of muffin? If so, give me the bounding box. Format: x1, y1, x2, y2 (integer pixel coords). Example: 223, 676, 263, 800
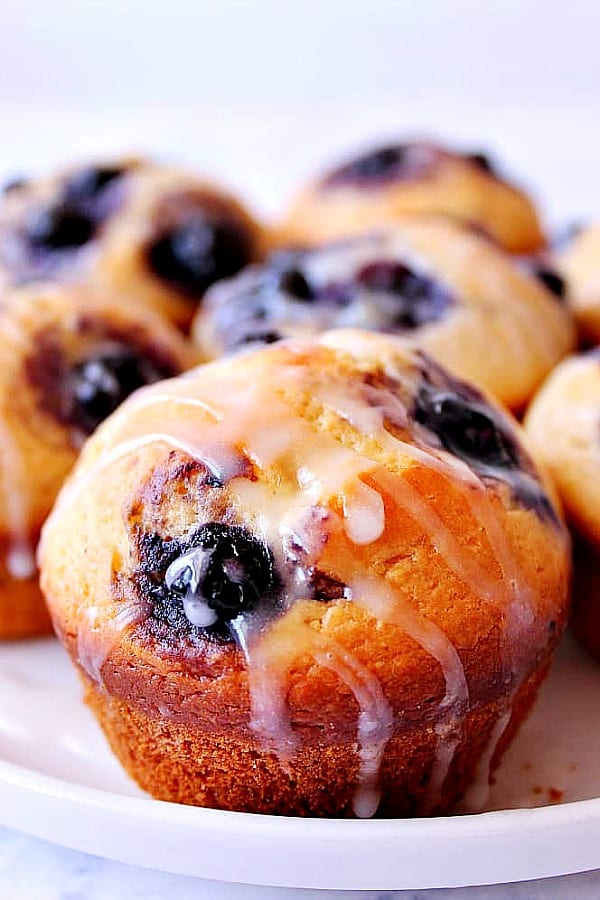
1, 140, 596, 818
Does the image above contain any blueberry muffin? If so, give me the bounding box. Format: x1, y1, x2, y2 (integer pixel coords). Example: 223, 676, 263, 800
39, 335, 569, 816
275, 141, 545, 253
525, 352, 600, 659
193, 219, 575, 411
0, 282, 194, 639
0, 160, 263, 330
556, 224, 600, 344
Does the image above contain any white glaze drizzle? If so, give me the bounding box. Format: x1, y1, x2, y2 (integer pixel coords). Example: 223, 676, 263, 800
458, 707, 512, 813
350, 576, 469, 812
42, 344, 546, 815
342, 480, 386, 545
241, 610, 394, 817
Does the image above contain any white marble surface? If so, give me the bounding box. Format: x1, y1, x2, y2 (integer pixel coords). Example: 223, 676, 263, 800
0, 826, 598, 899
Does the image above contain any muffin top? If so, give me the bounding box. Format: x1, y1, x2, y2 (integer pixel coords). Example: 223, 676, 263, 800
276, 140, 545, 253
194, 219, 575, 409
0, 159, 262, 328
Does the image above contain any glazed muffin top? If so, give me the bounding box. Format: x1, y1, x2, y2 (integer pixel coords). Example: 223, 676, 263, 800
276, 140, 545, 253
525, 350, 600, 543
193, 219, 575, 410
0, 159, 263, 328
40, 335, 569, 761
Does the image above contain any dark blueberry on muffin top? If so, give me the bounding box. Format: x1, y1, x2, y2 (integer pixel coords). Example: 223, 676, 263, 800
165, 524, 279, 629
356, 260, 455, 329
464, 152, 495, 174
147, 215, 253, 298
25, 205, 96, 251
323, 143, 442, 188
531, 264, 566, 300
414, 388, 520, 470
65, 343, 167, 435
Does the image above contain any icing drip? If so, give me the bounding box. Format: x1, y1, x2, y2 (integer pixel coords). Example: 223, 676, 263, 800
41, 344, 546, 816
77, 601, 147, 687
342, 480, 385, 545
458, 707, 512, 813
240, 606, 394, 816
350, 576, 469, 812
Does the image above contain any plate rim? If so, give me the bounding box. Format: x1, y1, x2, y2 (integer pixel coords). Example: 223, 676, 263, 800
1, 753, 600, 890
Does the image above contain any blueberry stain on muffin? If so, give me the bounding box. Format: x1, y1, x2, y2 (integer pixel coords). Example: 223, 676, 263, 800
322, 143, 443, 188
530, 264, 566, 300
147, 214, 253, 298
206, 246, 456, 354
25, 205, 96, 251
465, 152, 495, 174
63, 165, 125, 204
356, 260, 455, 328
309, 569, 349, 602
2, 176, 28, 194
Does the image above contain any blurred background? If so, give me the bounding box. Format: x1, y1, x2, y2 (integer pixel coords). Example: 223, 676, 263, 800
0, 0, 597, 224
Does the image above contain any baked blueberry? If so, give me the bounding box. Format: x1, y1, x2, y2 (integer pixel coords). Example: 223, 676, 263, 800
323, 144, 439, 187
63, 166, 125, 206
465, 152, 495, 174
164, 524, 279, 630
25, 205, 95, 251
65, 344, 165, 435
276, 267, 313, 301
414, 387, 521, 470
147, 215, 253, 297
356, 260, 454, 328
530, 264, 565, 300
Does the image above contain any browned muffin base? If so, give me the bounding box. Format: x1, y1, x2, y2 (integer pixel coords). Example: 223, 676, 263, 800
85, 664, 548, 817
0, 579, 53, 640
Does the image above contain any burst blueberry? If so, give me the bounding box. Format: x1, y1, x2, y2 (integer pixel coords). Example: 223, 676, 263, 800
356, 260, 454, 329
25, 205, 95, 251
63, 165, 125, 208
165, 524, 279, 627
323, 143, 439, 187
147, 215, 252, 297
66, 345, 165, 435
414, 388, 520, 469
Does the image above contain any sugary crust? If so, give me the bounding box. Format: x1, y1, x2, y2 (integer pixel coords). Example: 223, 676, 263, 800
0, 282, 194, 640
274, 150, 544, 254
558, 224, 600, 343
0, 160, 265, 330
40, 338, 570, 815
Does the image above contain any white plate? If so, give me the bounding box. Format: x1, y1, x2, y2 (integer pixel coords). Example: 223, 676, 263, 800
0, 633, 599, 890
